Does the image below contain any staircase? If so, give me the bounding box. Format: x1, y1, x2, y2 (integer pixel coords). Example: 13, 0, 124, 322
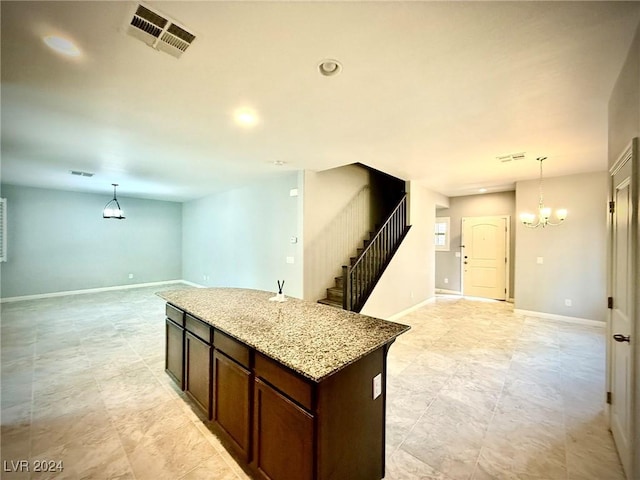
318, 194, 411, 312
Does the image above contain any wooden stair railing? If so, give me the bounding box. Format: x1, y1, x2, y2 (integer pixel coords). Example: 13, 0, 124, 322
341, 194, 410, 312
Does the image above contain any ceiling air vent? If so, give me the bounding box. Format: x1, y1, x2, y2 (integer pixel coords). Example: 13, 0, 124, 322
497, 152, 526, 163
70, 170, 94, 177
127, 4, 196, 58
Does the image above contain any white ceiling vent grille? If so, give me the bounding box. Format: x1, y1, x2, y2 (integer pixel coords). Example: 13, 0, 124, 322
497, 152, 526, 163
127, 4, 196, 58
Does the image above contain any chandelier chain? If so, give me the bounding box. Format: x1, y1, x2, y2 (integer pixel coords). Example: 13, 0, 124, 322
538, 158, 544, 209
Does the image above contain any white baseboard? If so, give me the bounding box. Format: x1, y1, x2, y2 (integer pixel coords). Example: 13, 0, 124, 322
435, 288, 462, 295
514, 308, 605, 328
0, 280, 189, 303
180, 280, 206, 288
387, 297, 435, 322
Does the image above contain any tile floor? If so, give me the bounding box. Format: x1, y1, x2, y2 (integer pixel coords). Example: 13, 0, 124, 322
0, 286, 624, 480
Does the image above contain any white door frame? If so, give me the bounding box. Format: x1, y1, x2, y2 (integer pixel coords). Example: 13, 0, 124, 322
607, 137, 638, 479
460, 215, 511, 300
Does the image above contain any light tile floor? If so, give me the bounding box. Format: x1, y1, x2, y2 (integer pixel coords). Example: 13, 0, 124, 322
0, 287, 624, 480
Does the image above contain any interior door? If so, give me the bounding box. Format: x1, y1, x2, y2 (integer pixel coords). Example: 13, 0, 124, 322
461, 216, 508, 300
609, 144, 635, 479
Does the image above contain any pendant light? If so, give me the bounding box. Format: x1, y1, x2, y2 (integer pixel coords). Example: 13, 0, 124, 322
520, 157, 567, 228
103, 184, 125, 219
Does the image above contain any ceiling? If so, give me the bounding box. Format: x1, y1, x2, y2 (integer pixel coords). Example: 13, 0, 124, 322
2, 1, 640, 202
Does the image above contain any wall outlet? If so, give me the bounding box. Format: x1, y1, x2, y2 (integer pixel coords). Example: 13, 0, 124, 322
372, 373, 382, 400
128, 273, 134, 279
286, 256, 294, 264
444, 278, 449, 284
289, 188, 299, 197
565, 299, 572, 307
455, 252, 461, 258
536, 257, 544, 265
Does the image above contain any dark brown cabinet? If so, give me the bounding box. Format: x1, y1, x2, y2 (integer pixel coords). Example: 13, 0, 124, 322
213, 350, 252, 461
165, 304, 185, 389
253, 378, 314, 480
164, 301, 395, 480
184, 331, 212, 418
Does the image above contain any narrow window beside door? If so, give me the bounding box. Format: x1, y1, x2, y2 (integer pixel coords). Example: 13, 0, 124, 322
435, 217, 450, 251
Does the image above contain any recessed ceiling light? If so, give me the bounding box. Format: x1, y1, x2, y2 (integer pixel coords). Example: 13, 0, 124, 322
318, 59, 342, 77
43, 35, 81, 57
272, 161, 286, 166
479, 188, 488, 193
234, 107, 259, 127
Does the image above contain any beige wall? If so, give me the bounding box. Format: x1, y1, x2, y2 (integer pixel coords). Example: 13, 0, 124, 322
514, 171, 608, 321
435, 191, 516, 296
302, 164, 373, 301
608, 19, 640, 479
609, 23, 640, 167
182, 173, 304, 299
360, 182, 439, 319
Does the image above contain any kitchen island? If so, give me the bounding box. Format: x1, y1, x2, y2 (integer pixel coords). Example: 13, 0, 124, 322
159, 287, 410, 480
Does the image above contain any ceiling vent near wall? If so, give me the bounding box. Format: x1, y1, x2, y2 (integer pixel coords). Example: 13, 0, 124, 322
127, 4, 196, 59
497, 152, 526, 163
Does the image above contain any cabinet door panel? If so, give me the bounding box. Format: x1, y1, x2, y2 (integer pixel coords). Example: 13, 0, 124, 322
253, 379, 314, 480
213, 351, 252, 461
185, 332, 212, 418
165, 319, 184, 389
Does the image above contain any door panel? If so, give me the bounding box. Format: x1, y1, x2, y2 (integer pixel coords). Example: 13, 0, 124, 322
610, 154, 633, 478
213, 350, 252, 461
253, 378, 314, 480
184, 332, 212, 418
462, 216, 508, 300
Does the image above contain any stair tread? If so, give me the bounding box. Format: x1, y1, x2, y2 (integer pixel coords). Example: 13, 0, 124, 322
318, 298, 342, 308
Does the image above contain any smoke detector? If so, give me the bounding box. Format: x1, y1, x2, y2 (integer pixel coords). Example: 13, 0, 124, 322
127, 4, 196, 58
318, 59, 342, 77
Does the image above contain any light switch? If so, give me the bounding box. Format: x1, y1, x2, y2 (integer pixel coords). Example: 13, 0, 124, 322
373, 373, 382, 399
290, 236, 298, 244
286, 256, 294, 264
455, 252, 461, 258
289, 188, 298, 197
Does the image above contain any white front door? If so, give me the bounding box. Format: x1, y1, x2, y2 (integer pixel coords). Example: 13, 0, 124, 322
609, 144, 635, 479
461, 216, 508, 300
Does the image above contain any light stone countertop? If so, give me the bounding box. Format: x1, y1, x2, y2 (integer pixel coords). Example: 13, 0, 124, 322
158, 287, 410, 382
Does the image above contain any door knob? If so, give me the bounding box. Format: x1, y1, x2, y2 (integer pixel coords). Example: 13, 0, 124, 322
613, 334, 631, 343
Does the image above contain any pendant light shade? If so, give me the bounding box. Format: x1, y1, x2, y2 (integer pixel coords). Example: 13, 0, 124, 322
103, 184, 125, 219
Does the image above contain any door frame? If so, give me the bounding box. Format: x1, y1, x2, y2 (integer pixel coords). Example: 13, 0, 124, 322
607, 137, 638, 479
460, 215, 511, 300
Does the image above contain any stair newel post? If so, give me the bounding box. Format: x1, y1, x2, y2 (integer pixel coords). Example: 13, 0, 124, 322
401, 197, 406, 229
342, 265, 350, 310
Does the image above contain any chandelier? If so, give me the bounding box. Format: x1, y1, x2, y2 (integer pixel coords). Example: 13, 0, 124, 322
103, 184, 126, 219
520, 157, 567, 228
